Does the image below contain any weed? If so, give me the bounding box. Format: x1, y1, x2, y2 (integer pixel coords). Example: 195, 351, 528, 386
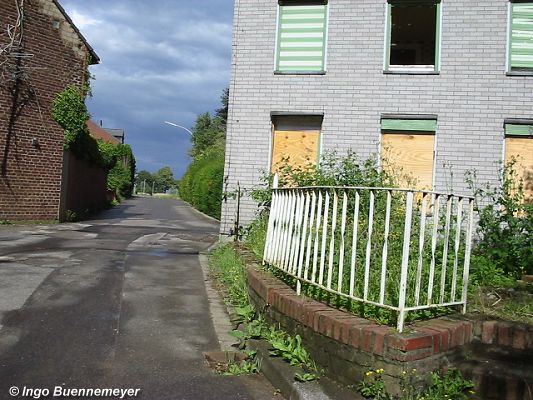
357, 369, 389, 400
224, 351, 261, 376
357, 368, 474, 400
210, 243, 319, 382
466, 161, 533, 279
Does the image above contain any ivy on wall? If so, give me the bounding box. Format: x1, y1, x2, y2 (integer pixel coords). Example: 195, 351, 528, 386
52, 84, 107, 167
52, 84, 136, 202
98, 141, 136, 200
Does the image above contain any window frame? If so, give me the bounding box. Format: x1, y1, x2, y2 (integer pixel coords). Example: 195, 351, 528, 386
274, 1, 329, 75
383, 0, 442, 74
507, 1, 533, 76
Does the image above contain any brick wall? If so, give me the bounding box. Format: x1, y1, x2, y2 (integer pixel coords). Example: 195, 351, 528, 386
246, 261, 533, 398
0, 0, 90, 221
221, 0, 533, 234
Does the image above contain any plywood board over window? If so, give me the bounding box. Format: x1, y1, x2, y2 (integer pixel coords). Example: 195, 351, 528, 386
381, 118, 436, 190
504, 124, 533, 202
271, 130, 320, 172
271, 115, 322, 173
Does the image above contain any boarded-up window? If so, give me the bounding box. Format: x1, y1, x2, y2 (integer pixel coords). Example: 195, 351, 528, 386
271, 115, 322, 172
275, 3, 328, 72
509, 2, 533, 72
505, 123, 533, 202
381, 118, 436, 190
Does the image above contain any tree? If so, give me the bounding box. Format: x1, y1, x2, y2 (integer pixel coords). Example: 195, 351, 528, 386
215, 87, 229, 127
136, 170, 153, 193
154, 166, 175, 193
190, 112, 224, 159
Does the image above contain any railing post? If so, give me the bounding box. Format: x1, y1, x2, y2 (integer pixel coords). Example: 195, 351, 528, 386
263, 174, 280, 265
397, 191, 414, 333
462, 198, 475, 314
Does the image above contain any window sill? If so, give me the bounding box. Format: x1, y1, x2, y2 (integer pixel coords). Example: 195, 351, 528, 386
506, 71, 533, 77
384, 69, 440, 75
274, 71, 326, 76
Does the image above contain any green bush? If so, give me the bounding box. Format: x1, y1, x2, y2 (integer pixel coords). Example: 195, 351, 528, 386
246, 151, 471, 326
99, 142, 136, 200
467, 160, 533, 279
180, 145, 224, 219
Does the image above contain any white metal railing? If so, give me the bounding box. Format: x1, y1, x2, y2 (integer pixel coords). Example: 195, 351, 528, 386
263, 176, 475, 333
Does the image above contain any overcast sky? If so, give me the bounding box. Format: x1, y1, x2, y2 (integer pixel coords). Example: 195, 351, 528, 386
60, 0, 233, 178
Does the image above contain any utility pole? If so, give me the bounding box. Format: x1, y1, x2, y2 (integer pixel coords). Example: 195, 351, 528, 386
143, 180, 146, 194
151, 181, 155, 195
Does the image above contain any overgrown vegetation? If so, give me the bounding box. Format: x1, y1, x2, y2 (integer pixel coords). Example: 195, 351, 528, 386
179, 89, 227, 219
244, 153, 532, 327
466, 160, 532, 282
357, 367, 475, 400
248, 152, 468, 326
52, 84, 136, 204
52, 84, 103, 166
99, 140, 136, 200
209, 244, 319, 381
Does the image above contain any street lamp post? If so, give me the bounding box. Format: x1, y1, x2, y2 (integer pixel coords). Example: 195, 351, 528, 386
164, 121, 193, 136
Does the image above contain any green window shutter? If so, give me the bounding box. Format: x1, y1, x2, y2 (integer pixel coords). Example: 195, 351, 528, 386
381, 119, 437, 132
505, 123, 533, 136
510, 2, 533, 70
276, 4, 327, 72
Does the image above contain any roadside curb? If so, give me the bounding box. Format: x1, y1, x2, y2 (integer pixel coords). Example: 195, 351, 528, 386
178, 199, 221, 224
247, 339, 359, 400
199, 244, 360, 400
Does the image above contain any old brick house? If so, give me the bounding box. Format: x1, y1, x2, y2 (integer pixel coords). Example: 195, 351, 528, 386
0, 0, 99, 221
221, 0, 533, 235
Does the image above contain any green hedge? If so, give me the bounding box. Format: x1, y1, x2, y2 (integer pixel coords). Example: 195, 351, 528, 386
180, 147, 224, 219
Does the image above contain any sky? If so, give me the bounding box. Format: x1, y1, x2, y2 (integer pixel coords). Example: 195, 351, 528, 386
60, 0, 233, 178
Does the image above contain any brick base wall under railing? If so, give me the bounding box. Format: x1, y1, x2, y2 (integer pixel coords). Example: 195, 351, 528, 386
245, 262, 533, 398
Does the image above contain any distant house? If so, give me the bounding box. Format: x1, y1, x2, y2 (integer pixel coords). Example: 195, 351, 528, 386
221, 0, 533, 235
0, 0, 99, 221
87, 120, 120, 145
104, 128, 125, 144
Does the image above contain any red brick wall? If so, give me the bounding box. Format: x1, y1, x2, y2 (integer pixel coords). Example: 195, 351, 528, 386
0, 0, 89, 220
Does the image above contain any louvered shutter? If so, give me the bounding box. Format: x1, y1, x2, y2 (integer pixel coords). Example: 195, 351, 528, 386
510, 2, 533, 70
276, 4, 327, 72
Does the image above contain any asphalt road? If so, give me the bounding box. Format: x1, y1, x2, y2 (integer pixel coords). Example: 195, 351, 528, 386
0, 197, 278, 400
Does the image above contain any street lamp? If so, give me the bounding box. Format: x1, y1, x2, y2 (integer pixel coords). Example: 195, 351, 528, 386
164, 121, 193, 136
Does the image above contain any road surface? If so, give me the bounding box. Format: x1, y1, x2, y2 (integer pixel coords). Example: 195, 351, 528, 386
0, 197, 278, 399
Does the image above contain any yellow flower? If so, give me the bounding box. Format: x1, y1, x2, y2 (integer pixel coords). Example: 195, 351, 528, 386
365, 371, 374, 376
469, 391, 476, 394
376, 368, 384, 373
402, 371, 407, 375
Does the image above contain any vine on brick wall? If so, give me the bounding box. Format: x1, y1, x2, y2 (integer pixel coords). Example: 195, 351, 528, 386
52, 84, 136, 201
51, 84, 107, 167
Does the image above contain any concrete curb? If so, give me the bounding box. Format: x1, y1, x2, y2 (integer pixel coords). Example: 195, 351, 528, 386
198, 252, 238, 351
199, 245, 360, 400
247, 340, 359, 400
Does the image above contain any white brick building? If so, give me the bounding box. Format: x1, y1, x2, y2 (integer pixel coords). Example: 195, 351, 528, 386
221, 0, 533, 235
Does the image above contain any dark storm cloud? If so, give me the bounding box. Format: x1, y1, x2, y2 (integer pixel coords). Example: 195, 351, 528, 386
60, 0, 233, 177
